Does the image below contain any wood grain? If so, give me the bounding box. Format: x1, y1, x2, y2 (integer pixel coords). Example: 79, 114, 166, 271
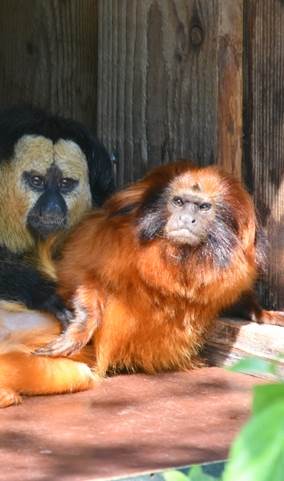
217, 1, 243, 178
205, 318, 284, 378
244, 0, 284, 309
0, 0, 98, 128
97, 0, 243, 186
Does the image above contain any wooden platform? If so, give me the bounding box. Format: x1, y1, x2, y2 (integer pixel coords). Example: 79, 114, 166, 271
206, 318, 284, 376
0, 367, 263, 481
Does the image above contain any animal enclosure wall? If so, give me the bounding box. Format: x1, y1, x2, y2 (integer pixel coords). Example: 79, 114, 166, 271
0, 0, 283, 309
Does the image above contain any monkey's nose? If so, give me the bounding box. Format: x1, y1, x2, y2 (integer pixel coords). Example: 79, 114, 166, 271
38, 191, 67, 218
177, 214, 196, 227
41, 200, 63, 217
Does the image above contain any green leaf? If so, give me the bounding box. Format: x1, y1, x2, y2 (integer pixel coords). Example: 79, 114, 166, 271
223, 401, 284, 481
229, 357, 277, 376
163, 470, 190, 481
253, 383, 284, 415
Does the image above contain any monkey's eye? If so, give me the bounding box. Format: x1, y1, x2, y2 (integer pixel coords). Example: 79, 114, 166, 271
199, 202, 212, 211
30, 175, 45, 189
172, 196, 184, 207
59, 177, 78, 192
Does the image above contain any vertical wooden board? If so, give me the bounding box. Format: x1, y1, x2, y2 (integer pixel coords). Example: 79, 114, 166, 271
0, 0, 98, 128
97, 0, 243, 186
244, 0, 284, 309
97, 0, 222, 186
217, 1, 243, 179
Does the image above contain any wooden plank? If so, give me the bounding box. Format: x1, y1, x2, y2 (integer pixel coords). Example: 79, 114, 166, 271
205, 318, 284, 377
0, 0, 98, 128
0, 369, 259, 481
244, 0, 284, 309
217, 1, 243, 178
97, 0, 243, 186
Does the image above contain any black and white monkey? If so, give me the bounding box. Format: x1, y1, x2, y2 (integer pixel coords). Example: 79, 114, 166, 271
0, 105, 114, 325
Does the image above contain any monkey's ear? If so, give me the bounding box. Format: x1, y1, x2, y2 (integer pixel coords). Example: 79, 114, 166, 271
85, 136, 115, 207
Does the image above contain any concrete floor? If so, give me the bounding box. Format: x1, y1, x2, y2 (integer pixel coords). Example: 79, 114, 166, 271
0, 367, 262, 481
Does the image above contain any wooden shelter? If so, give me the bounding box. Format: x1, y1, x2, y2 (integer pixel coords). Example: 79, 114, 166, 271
0, 2, 283, 479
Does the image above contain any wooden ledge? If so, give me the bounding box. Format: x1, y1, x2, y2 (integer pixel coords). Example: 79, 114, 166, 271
0, 368, 262, 481
205, 318, 284, 377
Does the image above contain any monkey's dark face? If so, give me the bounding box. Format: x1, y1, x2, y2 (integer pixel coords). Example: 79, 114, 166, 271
137, 168, 240, 267
0, 135, 92, 251
25, 164, 78, 238
164, 190, 214, 246
138, 173, 218, 247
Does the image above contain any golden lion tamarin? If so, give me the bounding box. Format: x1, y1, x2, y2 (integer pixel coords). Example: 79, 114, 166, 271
0, 160, 279, 407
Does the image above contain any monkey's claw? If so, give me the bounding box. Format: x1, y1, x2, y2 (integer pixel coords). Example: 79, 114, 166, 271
33, 334, 85, 357
34, 312, 97, 357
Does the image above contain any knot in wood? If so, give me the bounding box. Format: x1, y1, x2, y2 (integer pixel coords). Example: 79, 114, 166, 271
190, 26, 203, 47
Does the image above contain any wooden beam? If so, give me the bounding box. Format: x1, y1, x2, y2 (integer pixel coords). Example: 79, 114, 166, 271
205, 318, 284, 377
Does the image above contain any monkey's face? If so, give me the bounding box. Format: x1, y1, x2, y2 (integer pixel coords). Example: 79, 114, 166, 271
25, 163, 76, 238
137, 167, 240, 266
164, 189, 215, 246
138, 171, 218, 247
0, 135, 92, 251
162, 171, 239, 252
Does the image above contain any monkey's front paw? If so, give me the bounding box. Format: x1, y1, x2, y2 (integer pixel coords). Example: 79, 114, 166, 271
33, 333, 86, 357
0, 388, 22, 408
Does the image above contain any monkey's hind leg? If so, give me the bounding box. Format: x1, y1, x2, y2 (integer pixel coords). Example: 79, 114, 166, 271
0, 351, 97, 408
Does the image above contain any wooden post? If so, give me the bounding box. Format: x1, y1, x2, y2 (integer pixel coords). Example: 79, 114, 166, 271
244, 0, 284, 309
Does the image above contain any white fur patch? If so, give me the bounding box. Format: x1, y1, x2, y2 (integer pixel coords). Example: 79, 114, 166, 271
0, 308, 55, 340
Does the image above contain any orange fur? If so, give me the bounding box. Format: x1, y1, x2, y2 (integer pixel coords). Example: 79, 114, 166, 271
0, 315, 97, 407
0, 161, 260, 406
52, 161, 259, 373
